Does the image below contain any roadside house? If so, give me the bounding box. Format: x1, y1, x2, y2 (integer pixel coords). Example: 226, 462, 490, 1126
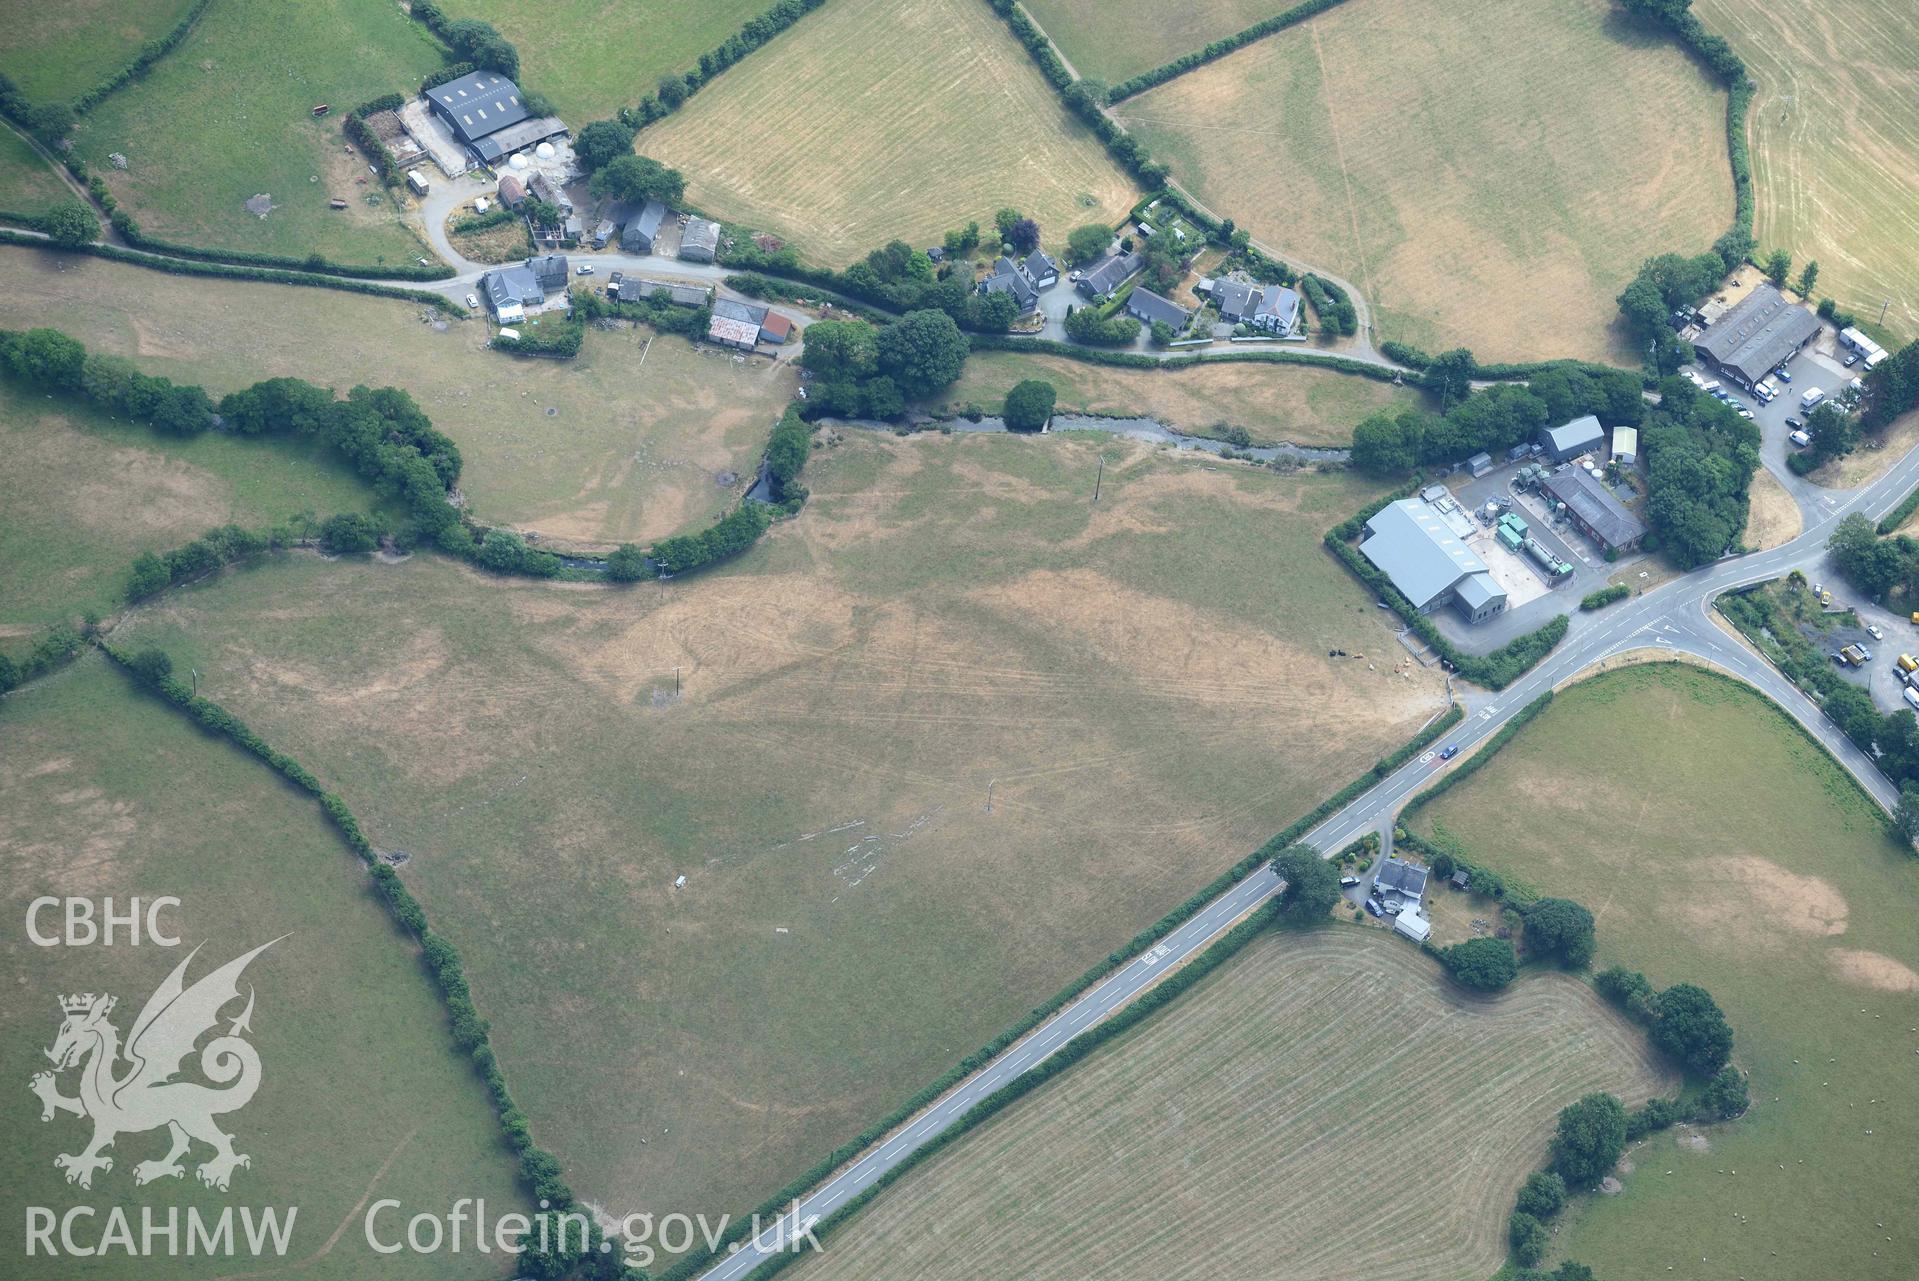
1125, 287, 1190, 331
621, 200, 668, 253
1076, 250, 1142, 301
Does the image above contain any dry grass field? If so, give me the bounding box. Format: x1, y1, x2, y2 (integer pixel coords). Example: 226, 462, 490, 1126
0, 654, 524, 1278
0, 0, 195, 105
1697, 0, 1919, 341
1021, 0, 1297, 83
69, 0, 443, 267
1116, 0, 1732, 362
641, 0, 1138, 266
113, 432, 1444, 1235
1741, 467, 1801, 550
1416, 664, 1919, 1280
0, 382, 381, 630
933, 351, 1422, 446
437, 0, 776, 121
5, 249, 793, 546
791, 928, 1672, 1281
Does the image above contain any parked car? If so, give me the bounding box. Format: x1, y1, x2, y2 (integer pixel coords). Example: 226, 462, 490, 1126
1737, 408, 1755, 419
1845, 353, 1860, 367
1339, 875, 1361, 888
1440, 745, 1460, 760
1785, 416, 1804, 429
1789, 429, 1812, 447
1868, 624, 1885, 640
1776, 366, 1792, 382
464, 293, 478, 308
575, 264, 595, 276
1364, 897, 1384, 918
1903, 685, 1919, 713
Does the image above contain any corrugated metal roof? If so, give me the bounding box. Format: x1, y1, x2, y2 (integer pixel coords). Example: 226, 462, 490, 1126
1359, 499, 1489, 610
1544, 467, 1645, 549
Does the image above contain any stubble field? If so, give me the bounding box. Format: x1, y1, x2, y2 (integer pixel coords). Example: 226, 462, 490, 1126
0, 654, 524, 1278
640, 0, 1138, 266
4, 249, 793, 547
1020, 0, 1298, 83
69, 0, 443, 267
791, 927, 1672, 1281
934, 350, 1422, 445
1115, 0, 1732, 362
1415, 664, 1919, 1280
112, 431, 1445, 1241
1697, 0, 1919, 341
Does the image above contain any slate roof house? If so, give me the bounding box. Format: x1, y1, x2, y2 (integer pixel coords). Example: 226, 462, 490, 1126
426, 72, 567, 166
1023, 250, 1059, 289
1693, 282, 1819, 390
1125, 287, 1190, 331
1358, 497, 1508, 624
1374, 858, 1429, 913
620, 199, 667, 252
481, 256, 569, 323
980, 255, 1038, 314
1211, 279, 1301, 335
1076, 250, 1142, 300
679, 218, 721, 263
1543, 467, 1645, 553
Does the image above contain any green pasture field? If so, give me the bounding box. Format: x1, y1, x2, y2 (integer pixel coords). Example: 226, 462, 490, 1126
1115, 0, 1731, 363
111, 431, 1447, 1247
793, 928, 1671, 1281
0, 0, 196, 106
69, 0, 443, 267
437, 0, 776, 121
1697, 0, 1919, 341
0, 652, 525, 1278
1021, 0, 1295, 84
933, 349, 1421, 446
4, 248, 794, 546
0, 128, 77, 222
0, 380, 380, 631
640, 0, 1138, 266
1414, 663, 1919, 1280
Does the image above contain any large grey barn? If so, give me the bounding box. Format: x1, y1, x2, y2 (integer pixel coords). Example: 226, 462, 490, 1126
1693, 282, 1819, 390
425, 71, 567, 166
1359, 498, 1508, 624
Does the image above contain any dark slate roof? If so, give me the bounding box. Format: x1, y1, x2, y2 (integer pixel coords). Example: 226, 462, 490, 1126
1212, 278, 1258, 321
681, 218, 721, 255
1376, 858, 1428, 899
1023, 250, 1058, 281
1078, 251, 1141, 297
983, 260, 1036, 309
528, 254, 569, 287
427, 72, 530, 148
471, 116, 567, 163
712, 298, 769, 326
1694, 283, 1820, 385
1255, 284, 1301, 328
482, 264, 543, 310
625, 199, 666, 242
1125, 286, 1190, 329
1543, 467, 1646, 549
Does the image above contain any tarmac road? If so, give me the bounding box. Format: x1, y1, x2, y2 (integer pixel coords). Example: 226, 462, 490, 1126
696, 403, 1919, 1281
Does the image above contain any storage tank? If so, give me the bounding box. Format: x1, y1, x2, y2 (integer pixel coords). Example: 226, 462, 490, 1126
535, 141, 556, 160
509, 153, 529, 170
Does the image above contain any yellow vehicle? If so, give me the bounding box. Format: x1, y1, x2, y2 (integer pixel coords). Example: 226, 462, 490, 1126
1899, 654, 1917, 674
1820, 590, 1833, 606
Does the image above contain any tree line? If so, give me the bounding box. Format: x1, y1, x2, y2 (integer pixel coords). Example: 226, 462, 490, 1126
1639, 376, 1761, 568
798, 308, 971, 419
1351, 361, 1646, 475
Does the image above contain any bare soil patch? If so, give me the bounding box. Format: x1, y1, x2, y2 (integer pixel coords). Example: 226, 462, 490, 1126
1826, 948, 1919, 993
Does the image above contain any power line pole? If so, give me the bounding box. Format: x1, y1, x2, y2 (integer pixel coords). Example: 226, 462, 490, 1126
674, 665, 681, 697
1881, 297, 1892, 326
1092, 454, 1105, 503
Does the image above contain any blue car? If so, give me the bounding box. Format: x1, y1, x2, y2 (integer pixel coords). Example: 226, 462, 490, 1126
1776, 367, 1792, 382
1364, 897, 1384, 918
1440, 745, 1460, 760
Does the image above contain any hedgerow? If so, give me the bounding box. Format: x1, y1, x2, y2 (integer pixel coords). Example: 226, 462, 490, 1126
1580, 584, 1629, 611
618, 0, 830, 132
1106, 0, 1356, 101
69, 0, 216, 116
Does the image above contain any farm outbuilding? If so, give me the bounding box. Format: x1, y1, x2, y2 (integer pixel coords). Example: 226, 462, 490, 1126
424, 71, 568, 167
707, 298, 767, 350
1125, 287, 1191, 330
1543, 467, 1645, 553
621, 199, 667, 252
1467, 452, 1493, 477
680, 218, 721, 263
1393, 911, 1431, 943
1611, 426, 1638, 465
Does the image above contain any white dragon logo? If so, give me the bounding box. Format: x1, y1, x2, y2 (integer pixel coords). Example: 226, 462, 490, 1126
29, 938, 282, 1192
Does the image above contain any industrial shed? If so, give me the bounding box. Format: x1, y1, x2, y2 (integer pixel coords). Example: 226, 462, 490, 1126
425, 71, 567, 166
1692, 282, 1819, 390
1543, 467, 1645, 553
1359, 498, 1508, 624
1540, 415, 1605, 462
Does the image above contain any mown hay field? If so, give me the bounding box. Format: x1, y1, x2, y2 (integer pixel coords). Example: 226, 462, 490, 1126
641, 0, 1138, 266
1416, 664, 1919, 1281
934, 350, 1423, 445
115, 431, 1445, 1241
0, 128, 78, 221
437, 0, 775, 121
0, 381, 382, 631
1697, 0, 1919, 341
0, 0, 195, 105
0, 653, 524, 1278
4, 249, 793, 547
1116, 0, 1732, 362
70, 0, 443, 267
1022, 0, 1297, 84
792, 928, 1672, 1281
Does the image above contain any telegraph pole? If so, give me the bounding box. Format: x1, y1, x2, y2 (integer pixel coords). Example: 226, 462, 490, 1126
1881, 297, 1892, 327
1092, 454, 1105, 503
